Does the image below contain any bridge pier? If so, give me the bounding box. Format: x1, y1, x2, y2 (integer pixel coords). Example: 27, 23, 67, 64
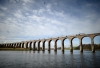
37, 41, 40, 51
20, 43, 22, 48
19, 43, 21, 48
61, 40, 64, 51
91, 38, 95, 53
9, 44, 11, 48
13, 43, 14, 48
22, 43, 24, 48
7, 44, 9, 48
70, 40, 73, 52
48, 41, 50, 51
18, 43, 20, 48
14, 43, 16, 48
54, 40, 57, 51
17, 43, 19, 48
3, 44, 5, 48
29, 42, 31, 50
42, 41, 45, 51
80, 39, 83, 52
26, 42, 28, 48
11, 44, 13, 48
33, 42, 36, 51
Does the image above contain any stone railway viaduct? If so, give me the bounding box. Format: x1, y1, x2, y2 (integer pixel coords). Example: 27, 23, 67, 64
0, 33, 100, 52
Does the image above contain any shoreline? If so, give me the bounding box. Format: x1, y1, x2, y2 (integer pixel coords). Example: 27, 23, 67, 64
0, 48, 31, 51
0, 48, 100, 51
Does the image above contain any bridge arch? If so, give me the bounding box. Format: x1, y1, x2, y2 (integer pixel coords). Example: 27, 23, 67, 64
63, 38, 70, 50
35, 41, 38, 50
52, 38, 60, 51
82, 36, 91, 50
13, 43, 16, 48
44, 40, 48, 50
26, 42, 29, 48
17, 43, 20, 48
11, 43, 13, 48
56, 39, 62, 50
29, 42, 33, 50
33, 41, 36, 51
36, 41, 41, 51
9, 43, 11, 48
19, 43, 21, 48
71, 37, 80, 50
94, 35, 100, 50
9, 44, 11, 48
41, 40, 46, 51
49, 40, 54, 51
22, 43, 24, 48
39, 41, 42, 50
94, 35, 100, 44
0, 33, 99, 52
8, 43, 11, 48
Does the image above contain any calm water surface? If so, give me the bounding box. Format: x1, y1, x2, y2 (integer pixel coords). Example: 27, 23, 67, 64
0, 50, 100, 68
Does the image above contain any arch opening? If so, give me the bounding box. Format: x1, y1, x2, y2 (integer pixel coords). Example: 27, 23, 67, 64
82, 37, 91, 50
33, 42, 37, 50
64, 38, 70, 50
45, 41, 48, 50
35, 42, 38, 50
94, 36, 100, 50
30, 42, 33, 50
22, 43, 24, 48
72, 38, 79, 50
26, 42, 29, 48
50, 40, 54, 50
56, 39, 61, 50
19, 43, 21, 48
16, 43, 19, 48
31, 42, 33, 49
40, 41, 42, 50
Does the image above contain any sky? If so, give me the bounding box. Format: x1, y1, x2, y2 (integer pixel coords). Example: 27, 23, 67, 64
0, 0, 100, 48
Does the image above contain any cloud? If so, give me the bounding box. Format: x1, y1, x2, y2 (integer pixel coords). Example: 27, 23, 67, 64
14, 10, 24, 19
0, 6, 7, 10
0, 36, 5, 40
0, 0, 100, 44
22, 0, 34, 6
22, 0, 33, 3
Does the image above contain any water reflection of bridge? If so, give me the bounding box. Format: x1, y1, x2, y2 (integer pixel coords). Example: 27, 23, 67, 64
0, 33, 100, 52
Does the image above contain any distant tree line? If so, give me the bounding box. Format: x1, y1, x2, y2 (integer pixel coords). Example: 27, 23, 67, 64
1, 44, 100, 50
73, 44, 100, 50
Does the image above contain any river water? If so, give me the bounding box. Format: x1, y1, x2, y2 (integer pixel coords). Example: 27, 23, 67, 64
0, 50, 100, 68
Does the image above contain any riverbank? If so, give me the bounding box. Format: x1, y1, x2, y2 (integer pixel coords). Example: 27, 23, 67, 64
0, 48, 52, 51
0, 48, 30, 51
65, 44, 100, 50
